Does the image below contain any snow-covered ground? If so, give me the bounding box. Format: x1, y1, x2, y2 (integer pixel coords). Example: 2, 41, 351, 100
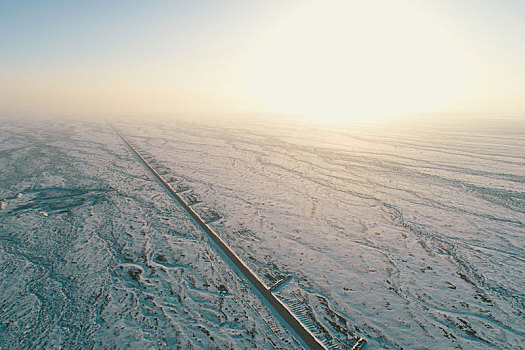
116, 116, 524, 349
1, 116, 524, 349
0, 120, 301, 349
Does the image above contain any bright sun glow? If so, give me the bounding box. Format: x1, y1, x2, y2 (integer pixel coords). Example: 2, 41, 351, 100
0, 0, 523, 120
244, 1, 472, 122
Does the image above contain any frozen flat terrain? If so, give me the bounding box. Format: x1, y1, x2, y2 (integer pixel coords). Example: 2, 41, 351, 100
0, 120, 302, 349
1, 116, 524, 349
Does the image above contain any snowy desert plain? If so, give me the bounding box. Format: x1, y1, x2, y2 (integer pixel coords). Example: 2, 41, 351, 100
0, 115, 524, 349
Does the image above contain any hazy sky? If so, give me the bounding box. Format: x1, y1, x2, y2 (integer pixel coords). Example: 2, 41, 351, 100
1, 0, 524, 121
